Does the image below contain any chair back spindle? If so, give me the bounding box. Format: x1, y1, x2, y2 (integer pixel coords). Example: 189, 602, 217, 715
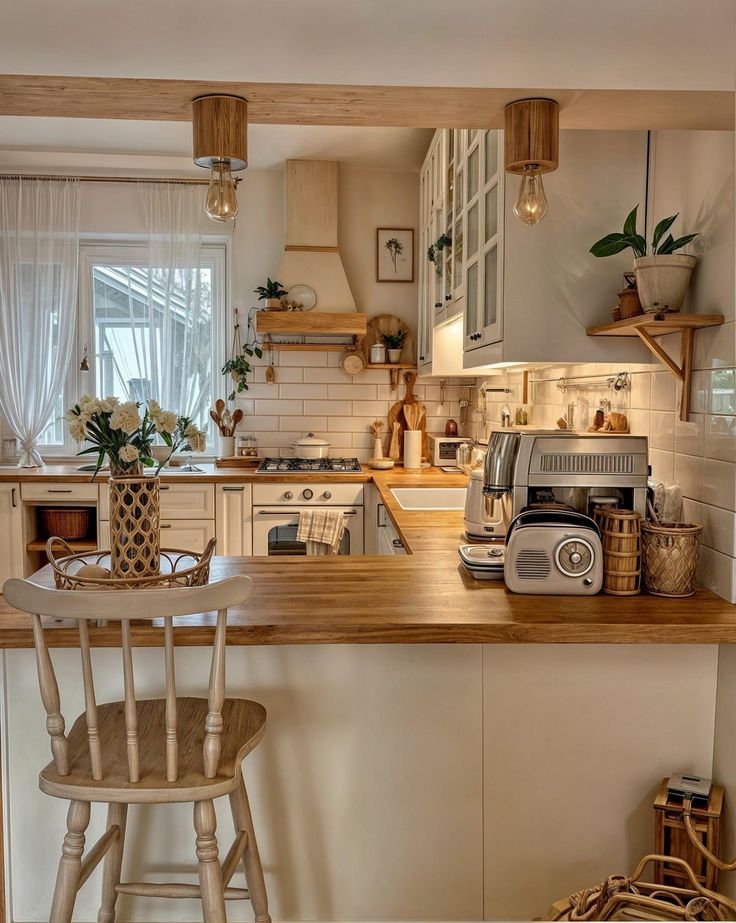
77, 619, 103, 780
164, 617, 178, 783
2, 576, 253, 786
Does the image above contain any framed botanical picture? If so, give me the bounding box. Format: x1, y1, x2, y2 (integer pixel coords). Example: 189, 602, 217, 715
376, 227, 415, 283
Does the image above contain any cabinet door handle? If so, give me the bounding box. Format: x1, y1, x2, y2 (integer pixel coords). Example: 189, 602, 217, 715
47, 489, 72, 494
222, 485, 244, 492
392, 539, 404, 548
11, 488, 16, 508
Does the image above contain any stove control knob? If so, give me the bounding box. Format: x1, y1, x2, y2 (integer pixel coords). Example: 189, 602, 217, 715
323, 490, 332, 500
570, 551, 582, 565
284, 491, 294, 500
302, 488, 314, 500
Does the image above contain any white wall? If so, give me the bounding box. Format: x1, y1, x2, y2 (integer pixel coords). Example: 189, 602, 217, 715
1, 643, 718, 922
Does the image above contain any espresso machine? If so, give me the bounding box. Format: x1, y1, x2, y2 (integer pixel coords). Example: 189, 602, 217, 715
464, 430, 648, 541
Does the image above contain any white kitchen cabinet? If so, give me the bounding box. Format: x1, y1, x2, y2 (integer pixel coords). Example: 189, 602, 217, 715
158, 482, 215, 519
363, 483, 380, 554
215, 484, 252, 556
159, 519, 215, 553
0, 484, 23, 585
376, 503, 407, 555
463, 129, 504, 351
418, 128, 652, 372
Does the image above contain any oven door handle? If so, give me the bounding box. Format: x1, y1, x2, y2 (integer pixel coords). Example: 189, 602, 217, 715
256, 509, 359, 516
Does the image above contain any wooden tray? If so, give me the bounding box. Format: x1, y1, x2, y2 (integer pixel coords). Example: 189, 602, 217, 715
215, 456, 261, 468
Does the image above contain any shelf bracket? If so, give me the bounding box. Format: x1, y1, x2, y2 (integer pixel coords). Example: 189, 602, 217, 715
634, 327, 694, 422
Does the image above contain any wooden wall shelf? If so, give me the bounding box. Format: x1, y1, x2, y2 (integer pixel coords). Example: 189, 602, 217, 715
587, 313, 725, 421
256, 311, 367, 351
368, 363, 418, 389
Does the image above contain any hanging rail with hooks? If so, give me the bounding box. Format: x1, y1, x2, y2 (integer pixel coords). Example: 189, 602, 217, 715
542, 371, 631, 394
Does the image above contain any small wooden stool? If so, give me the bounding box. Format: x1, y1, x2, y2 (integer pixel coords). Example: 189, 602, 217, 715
653, 776, 724, 891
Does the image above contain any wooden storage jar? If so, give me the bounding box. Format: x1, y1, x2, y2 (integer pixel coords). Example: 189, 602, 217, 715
599, 508, 641, 596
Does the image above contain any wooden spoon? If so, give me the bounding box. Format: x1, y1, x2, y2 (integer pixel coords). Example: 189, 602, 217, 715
209, 408, 223, 433
231, 408, 244, 432
388, 421, 401, 460
403, 403, 419, 431
215, 398, 226, 418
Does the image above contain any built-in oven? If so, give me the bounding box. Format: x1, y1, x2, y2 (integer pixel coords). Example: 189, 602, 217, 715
252, 482, 364, 556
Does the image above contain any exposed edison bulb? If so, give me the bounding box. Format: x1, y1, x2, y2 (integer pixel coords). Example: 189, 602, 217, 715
513, 164, 548, 226
205, 160, 239, 222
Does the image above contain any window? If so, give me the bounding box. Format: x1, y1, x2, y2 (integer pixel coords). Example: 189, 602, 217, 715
41, 240, 226, 455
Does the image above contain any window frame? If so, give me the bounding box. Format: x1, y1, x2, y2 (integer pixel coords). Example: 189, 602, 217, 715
40, 235, 228, 457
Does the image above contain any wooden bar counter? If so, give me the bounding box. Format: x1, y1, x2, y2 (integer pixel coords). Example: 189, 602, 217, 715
0, 466, 733, 647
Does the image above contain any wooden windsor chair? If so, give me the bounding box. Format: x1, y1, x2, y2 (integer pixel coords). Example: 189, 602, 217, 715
2, 575, 271, 923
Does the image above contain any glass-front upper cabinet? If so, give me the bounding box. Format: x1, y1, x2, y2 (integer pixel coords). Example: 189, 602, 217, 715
464, 129, 504, 352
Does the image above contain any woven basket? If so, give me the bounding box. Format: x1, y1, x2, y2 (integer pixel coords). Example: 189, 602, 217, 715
641, 521, 702, 597
599, 508, 641, 596
109, 476, 161, 578
41, 507, 92, 540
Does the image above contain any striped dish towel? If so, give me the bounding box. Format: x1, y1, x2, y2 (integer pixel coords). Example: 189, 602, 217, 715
296, 508, 346, 556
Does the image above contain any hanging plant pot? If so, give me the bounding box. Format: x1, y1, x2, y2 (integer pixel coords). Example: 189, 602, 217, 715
634, 255, 697, 314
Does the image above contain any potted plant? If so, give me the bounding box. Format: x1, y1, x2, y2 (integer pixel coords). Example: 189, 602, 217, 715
381, 329, 408, 363
254, 278, 288, 310
427, 233, 452, 278
590, 205, 699, 313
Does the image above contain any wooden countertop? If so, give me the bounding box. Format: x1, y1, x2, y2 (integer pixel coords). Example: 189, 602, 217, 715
0, 465, 734, 646
0, 463, 372, 484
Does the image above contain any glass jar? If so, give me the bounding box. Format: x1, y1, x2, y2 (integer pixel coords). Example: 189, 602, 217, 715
238, 433, 258, 457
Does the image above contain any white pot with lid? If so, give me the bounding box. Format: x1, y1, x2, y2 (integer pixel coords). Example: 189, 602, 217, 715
292, 432, 331, 459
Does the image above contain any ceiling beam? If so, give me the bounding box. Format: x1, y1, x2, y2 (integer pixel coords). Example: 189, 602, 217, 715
0, 74, 732, 130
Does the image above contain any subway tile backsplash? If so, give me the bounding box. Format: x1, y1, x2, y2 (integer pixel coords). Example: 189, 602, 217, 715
233, 351, 472, 464
516, 337, 736, 602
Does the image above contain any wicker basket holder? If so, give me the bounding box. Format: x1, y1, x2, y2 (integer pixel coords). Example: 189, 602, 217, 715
46, 537, 216, 590
598, 508, 642, 596
109, 475, 161, 578
641, 521, 702, 598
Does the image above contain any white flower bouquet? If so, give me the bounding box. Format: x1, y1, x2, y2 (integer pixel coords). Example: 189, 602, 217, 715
66, 395, 208, 477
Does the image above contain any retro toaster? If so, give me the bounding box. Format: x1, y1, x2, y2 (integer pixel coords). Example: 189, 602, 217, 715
503, 509, 603, 595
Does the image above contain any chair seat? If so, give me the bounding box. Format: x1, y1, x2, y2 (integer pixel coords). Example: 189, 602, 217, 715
40, 696, 267, 804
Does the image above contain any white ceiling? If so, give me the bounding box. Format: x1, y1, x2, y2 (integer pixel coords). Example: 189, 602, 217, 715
0, 0, 732, 172
0, 119, 434, 171
1, 0, 733, 90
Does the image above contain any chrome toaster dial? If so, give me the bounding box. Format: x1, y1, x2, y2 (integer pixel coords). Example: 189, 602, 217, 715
555, 537, 594, 577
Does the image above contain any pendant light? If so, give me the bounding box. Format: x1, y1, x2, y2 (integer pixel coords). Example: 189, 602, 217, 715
504, 98, 559, 227
192, 95, 248, 222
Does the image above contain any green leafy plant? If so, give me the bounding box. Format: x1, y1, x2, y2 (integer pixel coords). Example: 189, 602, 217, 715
427, 233, 453, 277
222, 349, 261, 402
254, 278, 288, 300
381, 329, 408, 350
590, 205, 699, 259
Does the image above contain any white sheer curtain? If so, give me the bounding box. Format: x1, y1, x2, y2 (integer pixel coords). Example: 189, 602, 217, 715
0, 177, 80, 466
109, 182, 207, 424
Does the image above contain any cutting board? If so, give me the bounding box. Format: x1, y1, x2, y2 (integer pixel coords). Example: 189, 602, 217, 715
387, 371, 419, 460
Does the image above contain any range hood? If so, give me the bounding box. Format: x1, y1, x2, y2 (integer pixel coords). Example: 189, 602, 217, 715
277, 160, 357, 313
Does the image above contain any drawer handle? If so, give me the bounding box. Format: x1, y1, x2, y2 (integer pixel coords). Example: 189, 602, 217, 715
159, 485, 171, 491
222, 486, 245, 492
392, 539, 404, 548
47, 489, 73, 494
160, 523, 172, 528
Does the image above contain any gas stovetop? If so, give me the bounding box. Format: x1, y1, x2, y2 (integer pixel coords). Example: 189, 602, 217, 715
256, 457, 362, 474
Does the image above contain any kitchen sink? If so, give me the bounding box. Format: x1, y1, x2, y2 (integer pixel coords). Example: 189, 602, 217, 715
390, 487, 467, 511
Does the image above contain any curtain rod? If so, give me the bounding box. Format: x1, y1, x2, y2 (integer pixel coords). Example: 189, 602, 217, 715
0, 174, 242, 186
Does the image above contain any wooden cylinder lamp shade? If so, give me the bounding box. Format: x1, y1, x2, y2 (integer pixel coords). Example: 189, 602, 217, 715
504, 98, 559, 174
192, 95, 248, 171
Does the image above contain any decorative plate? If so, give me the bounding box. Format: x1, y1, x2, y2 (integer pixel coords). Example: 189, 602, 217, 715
287, 284, 317, 311
340, 352, 366, 376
